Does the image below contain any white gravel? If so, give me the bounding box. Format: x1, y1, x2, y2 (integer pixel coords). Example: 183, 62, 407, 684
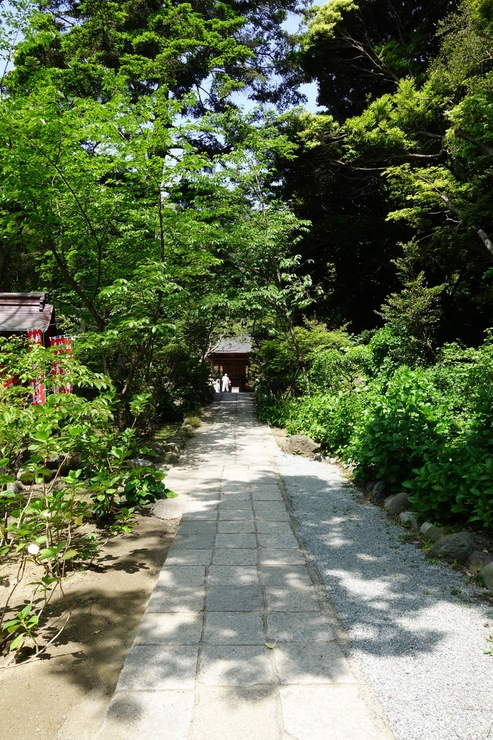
276, 452, 493, 740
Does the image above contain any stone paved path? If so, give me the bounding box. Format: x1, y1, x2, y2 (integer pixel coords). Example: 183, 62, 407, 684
97, 395, 394, 740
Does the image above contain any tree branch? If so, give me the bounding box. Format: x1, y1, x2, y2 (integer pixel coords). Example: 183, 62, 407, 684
453, 128, 493, 156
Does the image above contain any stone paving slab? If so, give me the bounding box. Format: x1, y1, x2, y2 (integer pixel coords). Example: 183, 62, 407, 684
199, 645, 274, 686
203, 611, 265, 644
208, 565, 259, 585
212, 548, 258, 565
188, 686, 281, 740
134, 612, 203, 645
116, 645, 199, 690
97, 395, 394, 740
280, 687, 380, 740
266, 611, 335, 643
99, 691, 195, 740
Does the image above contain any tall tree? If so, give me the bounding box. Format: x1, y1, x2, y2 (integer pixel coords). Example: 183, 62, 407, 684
300, 0, 458, 120
7, 0, 309, 110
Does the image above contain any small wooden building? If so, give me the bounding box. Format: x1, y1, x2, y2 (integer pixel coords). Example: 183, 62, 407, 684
208, 336, 252, 392
0, 292, 57, 345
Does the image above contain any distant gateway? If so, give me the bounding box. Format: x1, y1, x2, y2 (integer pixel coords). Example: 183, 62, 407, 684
208, 336, 252, 392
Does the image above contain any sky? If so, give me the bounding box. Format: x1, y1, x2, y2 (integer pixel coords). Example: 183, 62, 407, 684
282, 9, 322, 113
228, 9, 323, 114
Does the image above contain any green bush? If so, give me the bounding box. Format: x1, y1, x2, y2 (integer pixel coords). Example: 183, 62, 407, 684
308, 344, 372, 393
346, 366, 454, 487
255, 392, 289, 427
283, 392, 364, 453
0, 337, 172, 657
257, 329, 493, 529
252, 320, 352, 392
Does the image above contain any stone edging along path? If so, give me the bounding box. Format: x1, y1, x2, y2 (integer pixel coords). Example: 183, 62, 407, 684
96, 394, 394, 740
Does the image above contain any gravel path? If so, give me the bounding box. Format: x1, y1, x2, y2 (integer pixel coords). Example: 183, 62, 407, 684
276, 452, 493, 740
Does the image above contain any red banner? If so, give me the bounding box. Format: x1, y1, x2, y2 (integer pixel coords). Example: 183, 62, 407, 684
28, 329, 45, 405
49, 335, 73, 394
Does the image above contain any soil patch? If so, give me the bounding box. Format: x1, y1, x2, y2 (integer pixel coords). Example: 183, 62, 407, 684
0, 512, 178, 740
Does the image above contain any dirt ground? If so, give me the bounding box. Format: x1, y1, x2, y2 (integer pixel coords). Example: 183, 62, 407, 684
0, 511, 178, 740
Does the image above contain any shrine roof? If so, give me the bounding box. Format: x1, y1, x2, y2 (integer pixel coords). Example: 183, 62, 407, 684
211, 335, 252, 354
0, 293, 55, 333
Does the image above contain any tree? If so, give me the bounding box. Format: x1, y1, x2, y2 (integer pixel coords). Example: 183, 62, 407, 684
7, 0, 310, 110
300, 0, 458, 120
269, 0, 493, 343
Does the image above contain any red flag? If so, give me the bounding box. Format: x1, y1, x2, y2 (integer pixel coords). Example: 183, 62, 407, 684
49, 335, 73, 393
28, 329, 45, 405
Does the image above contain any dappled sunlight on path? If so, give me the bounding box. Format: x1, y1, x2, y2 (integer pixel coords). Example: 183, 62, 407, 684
97, 395, 393, 740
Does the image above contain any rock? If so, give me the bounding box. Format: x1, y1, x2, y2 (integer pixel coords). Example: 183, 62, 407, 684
128, 458, 156, 469
327, 457, 338, 464
384, 492, 410, 515
365, 480, 377, 493
45, 456, 61, 471
51, 479, 66, 492
6, 480, 26, 494
480, 562, 493, 590
399, 511, 420, 529
165, 443, 181, 455
472, 533, 491, 552
164, 452, 180, 465
153, 497, 186, 520
283, 435, 320, 458
420, 522, 446, 543
466, 551, 493, 576
59, 453, 82, 475
16, 468, 34, 485
168, 434, 186, 448
430, 532, 476, 564
372, 481, 387, 500
313, 453, 325, 462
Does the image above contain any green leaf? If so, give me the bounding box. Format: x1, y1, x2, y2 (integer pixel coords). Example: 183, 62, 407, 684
9, 633, 24, 651
61, 549, 78, 561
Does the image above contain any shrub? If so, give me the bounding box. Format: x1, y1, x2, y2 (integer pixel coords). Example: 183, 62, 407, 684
284, 392, 364, 453
347, 365, 455, 487
0, 338, 171, 658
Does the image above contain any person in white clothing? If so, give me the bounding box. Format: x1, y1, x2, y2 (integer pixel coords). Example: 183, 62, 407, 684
221, 373, 230, 392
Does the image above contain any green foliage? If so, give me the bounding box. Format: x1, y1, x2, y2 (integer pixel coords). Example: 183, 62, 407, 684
375, 254, 445, 365
308, 343, 371, 392
0, 337, 170, 658
252, 320, 352, 392
302, 0, 456, 119
3, 603, 39, 653
183, 415, 201, 429
258, 323, 493, 529
122, 468, 174, 507
347, 365, 453, 486
256, 391, 290, 428
256, 335, 369, 451
349, 337, 493, 527
285, 391, 364, 452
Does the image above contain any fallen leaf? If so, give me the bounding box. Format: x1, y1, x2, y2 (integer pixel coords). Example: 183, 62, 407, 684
265, 641, 277, 649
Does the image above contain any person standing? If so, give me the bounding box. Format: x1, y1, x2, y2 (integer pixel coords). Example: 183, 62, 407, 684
221, 372, 230, 392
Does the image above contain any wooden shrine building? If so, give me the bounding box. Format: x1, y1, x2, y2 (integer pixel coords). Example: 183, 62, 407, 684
0, 292, 57, 346
208, 336, 252, 392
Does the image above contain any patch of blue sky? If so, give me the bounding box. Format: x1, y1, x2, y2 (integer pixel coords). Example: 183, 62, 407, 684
227, 5, 326, 115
